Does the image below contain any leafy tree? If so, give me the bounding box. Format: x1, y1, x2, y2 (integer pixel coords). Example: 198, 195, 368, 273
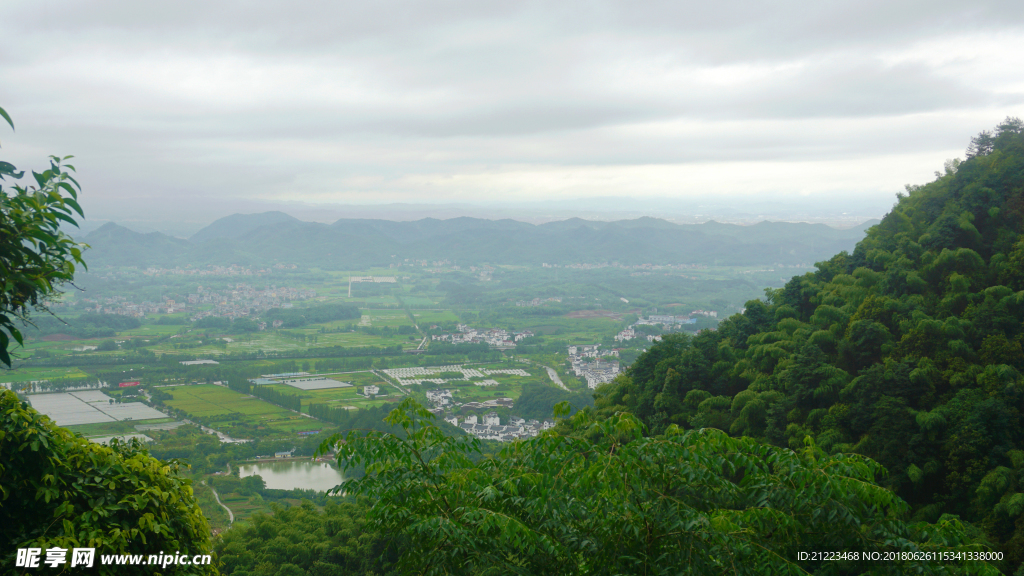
0, 390, 215, 574
319, 398, 997, 575
593, 118, 1024, 571
215, 499, 394, 575
0, 105, 87, 367
96, 338, 118, 351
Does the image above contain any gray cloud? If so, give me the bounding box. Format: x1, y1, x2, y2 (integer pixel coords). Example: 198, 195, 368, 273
1, 0, 1022, 227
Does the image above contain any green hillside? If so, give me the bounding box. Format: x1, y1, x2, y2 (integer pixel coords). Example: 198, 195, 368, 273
597, 117, 1024, 570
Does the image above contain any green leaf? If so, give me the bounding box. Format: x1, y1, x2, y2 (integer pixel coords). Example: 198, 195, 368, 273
0, 105, 13, 130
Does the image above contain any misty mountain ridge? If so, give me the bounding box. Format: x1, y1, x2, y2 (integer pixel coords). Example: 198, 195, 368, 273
82, 213, 880, 269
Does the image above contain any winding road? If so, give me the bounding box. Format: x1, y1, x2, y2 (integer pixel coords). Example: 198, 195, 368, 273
208, 483, 234, 525
541, 366, 570, 392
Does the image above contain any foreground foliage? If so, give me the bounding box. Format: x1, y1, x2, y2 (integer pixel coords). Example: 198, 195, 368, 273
0, 389, 215, 574
599, 118, 1024, 572
0, 105, 87, 367
215, 500, 395, 575
320, 398, 997, 575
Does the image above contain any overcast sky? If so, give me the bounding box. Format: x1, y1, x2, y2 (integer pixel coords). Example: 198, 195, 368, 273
2, 0, 1022, 229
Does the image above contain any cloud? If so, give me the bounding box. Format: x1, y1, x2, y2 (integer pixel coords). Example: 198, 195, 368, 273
1, 0, 1022, 224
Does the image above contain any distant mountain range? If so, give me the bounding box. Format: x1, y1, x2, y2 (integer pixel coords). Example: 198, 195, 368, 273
80, 212, 879, 269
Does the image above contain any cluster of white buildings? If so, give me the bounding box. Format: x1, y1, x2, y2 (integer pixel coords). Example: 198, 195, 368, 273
387, 258, 461, 272
191, 283, 317, 321
446, 412, 557, 442
426, 389, 453, 406
423, 390, 548, 442
568, 345, 621, 389
542, 262, 708, 271
613, 312, 717, 342
641, 311, 716, 324
81, 295, 189, 318
424, 391, 516, 412
431, 324, 534, 349
143, 264, 271, 277
78, 282, 316, 320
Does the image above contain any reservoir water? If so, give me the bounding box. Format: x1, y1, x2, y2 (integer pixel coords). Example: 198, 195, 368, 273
238, 460, 346, 492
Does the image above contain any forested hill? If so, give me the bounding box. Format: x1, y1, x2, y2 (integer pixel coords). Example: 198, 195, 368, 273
598, 117, 1024, 568
81, 214, 875, 268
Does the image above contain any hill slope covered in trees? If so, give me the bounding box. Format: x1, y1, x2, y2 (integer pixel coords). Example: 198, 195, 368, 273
597, 118, 1024, 570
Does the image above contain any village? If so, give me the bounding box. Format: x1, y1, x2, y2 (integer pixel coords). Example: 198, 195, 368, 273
612, 310, 718, 343
421, 388, 557, 442
78, 283, 317, 320
430, 323, 534, 350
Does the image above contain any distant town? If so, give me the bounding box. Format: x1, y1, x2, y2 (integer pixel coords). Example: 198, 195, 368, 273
79, 283, 317, 320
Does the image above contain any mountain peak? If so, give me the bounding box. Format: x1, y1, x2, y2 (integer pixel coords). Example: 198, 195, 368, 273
190, 211, 302, 243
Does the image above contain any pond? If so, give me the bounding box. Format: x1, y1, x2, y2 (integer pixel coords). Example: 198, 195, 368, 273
237, 460, 346, 492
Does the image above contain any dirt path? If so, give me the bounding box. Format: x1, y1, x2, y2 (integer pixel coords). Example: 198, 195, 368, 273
541, 366, 570, 392
209, 484, 234, 525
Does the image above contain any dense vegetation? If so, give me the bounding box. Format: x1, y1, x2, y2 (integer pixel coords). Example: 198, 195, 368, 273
596, 118, 1024, 571
263, 303, 361, 328
512, 381, 595, 421
321, 398, 997, 575
215, 500, 394, 575
20, 312, 142, 339
1, 105, 86, 367
0, 390, 214, 574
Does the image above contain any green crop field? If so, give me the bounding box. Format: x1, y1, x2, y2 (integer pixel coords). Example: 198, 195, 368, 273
402, 296, 440, 307
348, 296, 400, 306
0, 366, 93, 384
119, 324, 187, 337
148, 329, 412, 356
64, 420, 157, 437
258, 371, 404, 413
164, 384, 291, 417
163, 384, 324, 436
410, 310, 460, 324
301, 331, 412, 348
359, 310, 413, 327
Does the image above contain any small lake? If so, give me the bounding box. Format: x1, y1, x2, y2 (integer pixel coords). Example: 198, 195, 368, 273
237, 460, 346, 492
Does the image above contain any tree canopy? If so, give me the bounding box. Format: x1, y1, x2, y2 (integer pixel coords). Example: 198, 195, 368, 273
215, 500, 394, 575
595, 117, 1024, 572
0, 389, 215, 574
318, 398, 997, 575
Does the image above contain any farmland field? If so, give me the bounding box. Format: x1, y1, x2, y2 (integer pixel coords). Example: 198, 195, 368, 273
259, 370, 402, 412
162, 384, 322, 435
164, 384, 283, 417
409, 310, 460, 324
401, 296, 440, 307
0, 366, 93, 384
65, 418, 176, 438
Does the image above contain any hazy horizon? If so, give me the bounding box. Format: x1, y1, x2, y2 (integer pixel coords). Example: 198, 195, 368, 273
72, 195, 888, 239
4, 0, 1023, 232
